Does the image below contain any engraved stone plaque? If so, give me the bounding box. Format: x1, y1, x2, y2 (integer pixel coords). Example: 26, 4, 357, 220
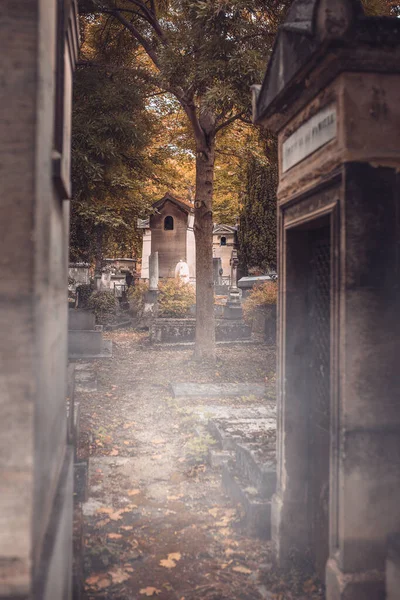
282, 106, 337, 173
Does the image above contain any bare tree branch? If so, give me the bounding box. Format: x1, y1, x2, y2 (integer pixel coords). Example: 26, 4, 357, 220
112, 10, 161, 68
215, 112, 245, 134
181, 102, 206, 150
124, 0, 168, 44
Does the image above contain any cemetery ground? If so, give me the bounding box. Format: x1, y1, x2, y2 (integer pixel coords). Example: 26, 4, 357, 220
75, 331, 324, 600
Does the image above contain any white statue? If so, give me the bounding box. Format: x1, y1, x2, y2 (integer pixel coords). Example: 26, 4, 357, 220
175, 260, 190, 283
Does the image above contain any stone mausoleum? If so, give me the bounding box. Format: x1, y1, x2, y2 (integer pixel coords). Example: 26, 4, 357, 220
253, 1, 400, 598
139, 193, 237, 284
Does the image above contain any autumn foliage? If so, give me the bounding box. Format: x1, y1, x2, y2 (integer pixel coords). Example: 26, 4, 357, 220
128, 279, 195, 318
242, 281, 278, 325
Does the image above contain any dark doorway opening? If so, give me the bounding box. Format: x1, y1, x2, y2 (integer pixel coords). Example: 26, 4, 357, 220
164, 216, 174, 230
307, 223, 331, 579
285, 215, 331, 580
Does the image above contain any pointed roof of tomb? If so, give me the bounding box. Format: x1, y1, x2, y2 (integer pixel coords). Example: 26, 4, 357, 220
152, 192, 194, 214
253, 0, 390, 126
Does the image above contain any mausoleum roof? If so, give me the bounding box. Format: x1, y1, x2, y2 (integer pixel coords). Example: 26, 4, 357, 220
213, 224, 237, 235
253, 0, 400, 128
152, 192, 194, 214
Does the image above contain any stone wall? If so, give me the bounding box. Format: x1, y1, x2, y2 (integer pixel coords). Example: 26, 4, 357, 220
0, 1, 77, 598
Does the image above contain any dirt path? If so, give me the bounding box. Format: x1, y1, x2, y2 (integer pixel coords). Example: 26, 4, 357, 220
75, 331, 323, 600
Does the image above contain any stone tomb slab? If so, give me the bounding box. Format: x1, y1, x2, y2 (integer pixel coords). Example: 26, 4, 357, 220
171, 382, 266, 399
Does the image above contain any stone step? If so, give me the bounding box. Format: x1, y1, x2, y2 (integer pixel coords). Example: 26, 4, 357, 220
68, 331, 113, 359
222, 463, 271, 539
172, 382, 267, 399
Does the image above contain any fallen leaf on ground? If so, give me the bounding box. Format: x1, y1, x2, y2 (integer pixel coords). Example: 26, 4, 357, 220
152, 454, 163, 460
120, 525, 133, 531
232, 566, 252, 574
97, 507, 129, 521
123, 421, 136, 429
85, 574, 102, 586
109, 568, 131, 584
151, 438, 166, 445
216, 516, 233, 527
127, 489, 140, 496
97, 578, 111, 590
110, 448, 119, 456
167, 495, 183, 501
107, 533, 122, 540
208, 508, 219, 518
96, 519, 110, 527
123, 441, 130, 445
160, 552, 182, 569
140, 587, 162, 596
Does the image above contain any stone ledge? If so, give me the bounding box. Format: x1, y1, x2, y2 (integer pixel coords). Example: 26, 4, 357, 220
222, 464, 271, 539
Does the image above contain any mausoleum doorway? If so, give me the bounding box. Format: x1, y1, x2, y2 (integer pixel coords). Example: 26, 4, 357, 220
286, 216, 332, 579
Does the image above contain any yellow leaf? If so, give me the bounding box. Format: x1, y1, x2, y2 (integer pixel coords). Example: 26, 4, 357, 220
159, 552, 182, 569
109, 568, 130, 584
85, 574, 102, 586
97, 578, 111, 590
96, 518, 110, 527
140, 587, 162, 596
160, 558, 176, 569
97, 507, 129, 521
124, 441, 130, 445
168, 552, 181, 561
232, 566, 252, 574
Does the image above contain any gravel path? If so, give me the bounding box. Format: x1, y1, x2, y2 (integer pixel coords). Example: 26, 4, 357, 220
75, 331, 324, 600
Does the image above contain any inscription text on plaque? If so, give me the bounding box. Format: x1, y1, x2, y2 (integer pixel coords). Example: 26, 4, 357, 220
282, 106, 337, 173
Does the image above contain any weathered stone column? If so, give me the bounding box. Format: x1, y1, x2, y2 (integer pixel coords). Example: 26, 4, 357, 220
145, 252, 159, 313
224, 250, 242, 319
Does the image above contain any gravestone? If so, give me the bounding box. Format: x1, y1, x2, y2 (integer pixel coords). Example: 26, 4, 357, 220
224, 249, 243, 319
213, 257, 222, 285
253, 2, 400, 598
143, 252, 159, 318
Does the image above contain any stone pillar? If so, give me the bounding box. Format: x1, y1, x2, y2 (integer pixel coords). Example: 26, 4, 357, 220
224, 250, 242, 319
145, 252, 159, 310
141, 229, 152, 279
213, 257, 222, 286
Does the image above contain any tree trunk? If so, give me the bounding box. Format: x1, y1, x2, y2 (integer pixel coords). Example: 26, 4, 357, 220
95, 225, 104, 277
194, 139, 215, 361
